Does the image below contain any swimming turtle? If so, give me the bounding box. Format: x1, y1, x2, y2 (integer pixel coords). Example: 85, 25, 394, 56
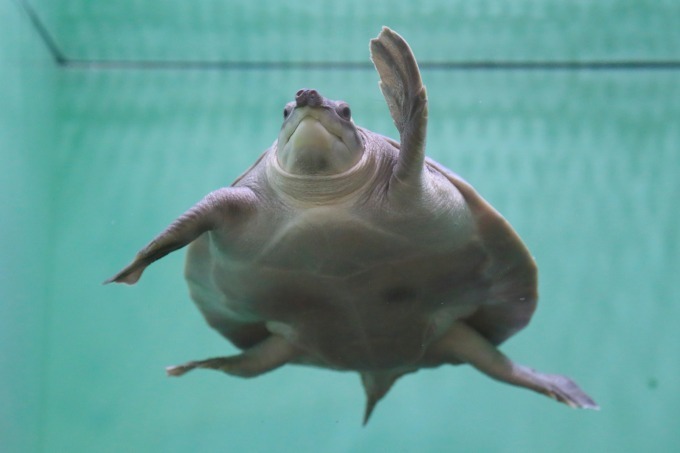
106, 27, 598, 424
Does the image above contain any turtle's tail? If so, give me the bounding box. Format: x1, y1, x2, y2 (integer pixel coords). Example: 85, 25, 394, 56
360, 370, 406, 425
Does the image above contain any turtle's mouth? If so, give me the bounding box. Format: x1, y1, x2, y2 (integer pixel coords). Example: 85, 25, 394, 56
277, 109, 363, 176
288, 117, 344, 154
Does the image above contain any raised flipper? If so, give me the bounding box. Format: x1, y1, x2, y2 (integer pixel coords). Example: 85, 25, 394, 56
104, 187, 257, 285
166, 335, 299, 378
427, 322, 599, 409
370, 27, 428, 184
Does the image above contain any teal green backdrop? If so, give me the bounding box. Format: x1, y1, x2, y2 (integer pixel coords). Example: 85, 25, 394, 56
2, 1, 679, 452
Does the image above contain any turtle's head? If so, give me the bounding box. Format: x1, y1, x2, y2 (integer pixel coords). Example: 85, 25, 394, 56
276, 89, 364, 176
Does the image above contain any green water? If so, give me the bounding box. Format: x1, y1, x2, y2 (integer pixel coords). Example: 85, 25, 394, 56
2, 1, 679, 452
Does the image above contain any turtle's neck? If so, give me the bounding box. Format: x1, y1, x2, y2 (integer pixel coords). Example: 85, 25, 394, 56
266, 136, 379, 205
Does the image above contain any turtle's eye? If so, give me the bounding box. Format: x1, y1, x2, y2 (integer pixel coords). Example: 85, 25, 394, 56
283, 106, 292, 119
337, 104, 351, 120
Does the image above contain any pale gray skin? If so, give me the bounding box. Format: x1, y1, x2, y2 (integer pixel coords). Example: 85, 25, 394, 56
107, 27, 598, 424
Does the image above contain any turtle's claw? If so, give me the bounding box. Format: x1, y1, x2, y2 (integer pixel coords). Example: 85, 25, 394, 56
541, 373, 600, 410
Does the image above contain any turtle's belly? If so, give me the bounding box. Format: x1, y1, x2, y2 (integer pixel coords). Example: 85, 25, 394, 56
186, 225, 489, 370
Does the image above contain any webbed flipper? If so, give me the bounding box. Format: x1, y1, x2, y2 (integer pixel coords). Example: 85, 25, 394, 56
427, 321, 599, 409
104, 187, 256, 285
166, 335, 299, 378
370, 27, 428, 184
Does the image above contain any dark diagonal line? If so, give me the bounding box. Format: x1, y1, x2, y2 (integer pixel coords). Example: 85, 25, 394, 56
19, 0, 680, 72
17, 0, 67, 64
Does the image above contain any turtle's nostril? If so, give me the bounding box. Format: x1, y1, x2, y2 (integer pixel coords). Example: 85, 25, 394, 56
295, 89, 309, 107
295, 89, 322, 108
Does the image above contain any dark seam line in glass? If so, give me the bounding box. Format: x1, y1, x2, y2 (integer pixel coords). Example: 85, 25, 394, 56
62, 59, 680, 71
17, 0, 67, 64
20, 0, 680, 72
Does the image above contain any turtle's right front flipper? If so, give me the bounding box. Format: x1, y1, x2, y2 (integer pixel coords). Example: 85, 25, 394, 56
370, 27, 428, 185
104, 187, 257, 285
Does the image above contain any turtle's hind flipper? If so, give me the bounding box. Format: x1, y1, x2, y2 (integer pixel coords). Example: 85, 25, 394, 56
166, 335, 299, 378
427, 321, 599, 410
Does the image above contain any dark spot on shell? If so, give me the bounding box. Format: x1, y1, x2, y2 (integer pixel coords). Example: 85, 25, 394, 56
382, 286, 417, 304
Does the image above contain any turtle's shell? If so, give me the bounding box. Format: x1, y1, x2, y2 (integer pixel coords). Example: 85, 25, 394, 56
184, 131, 537, 370
424, 158, 538, 347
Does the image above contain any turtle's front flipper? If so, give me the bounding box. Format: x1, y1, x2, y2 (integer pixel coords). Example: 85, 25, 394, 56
370, 27, 428, 185
166, 335, 299, 378
104, 187, 257, 285
427, 322, 599, 409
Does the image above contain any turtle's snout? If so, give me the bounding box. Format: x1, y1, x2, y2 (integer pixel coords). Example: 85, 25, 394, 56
295, 89, 322, 108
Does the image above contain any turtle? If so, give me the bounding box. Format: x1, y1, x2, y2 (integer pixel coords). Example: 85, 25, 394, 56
106, 27, 598, 424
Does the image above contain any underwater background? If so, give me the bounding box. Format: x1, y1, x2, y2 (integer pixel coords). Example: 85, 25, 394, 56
2, 1, 679, 452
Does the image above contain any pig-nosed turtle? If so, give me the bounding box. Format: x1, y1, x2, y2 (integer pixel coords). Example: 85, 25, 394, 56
106, 27, 598, 424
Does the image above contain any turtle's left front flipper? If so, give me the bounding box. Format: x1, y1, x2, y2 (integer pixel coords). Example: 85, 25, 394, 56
104, 187, 256, 285
370, 27, 428, 184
